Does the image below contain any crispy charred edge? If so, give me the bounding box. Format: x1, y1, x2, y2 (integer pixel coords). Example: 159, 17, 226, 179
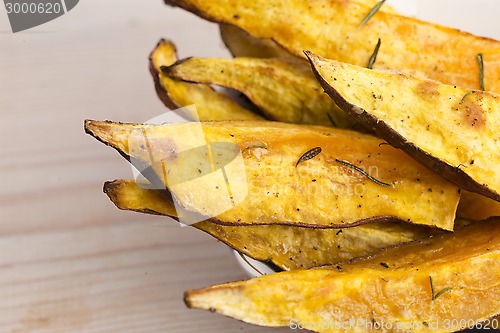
148, 39, 179, 110
305, 51, 500, 203
209, 215, 419, 229
86, 120, 451, 230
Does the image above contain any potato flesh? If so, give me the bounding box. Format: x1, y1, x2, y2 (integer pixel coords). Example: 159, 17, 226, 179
185, 219, 500, 333
164, 0, 500, 91
308, 52, 500, 202
104, 179, 438, 270
85, 120, 460, 230
149, 39, 261, 121
165, 57, 355, 127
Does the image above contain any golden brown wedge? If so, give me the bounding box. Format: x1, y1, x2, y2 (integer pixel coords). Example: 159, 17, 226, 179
185, 218, 500, 333
163, 57, 354, 127
164, 0, 500, 91
149, 39, 262, 121
307, 52, 500, 202
104, 179, 437, 270
85, 120, 460, 230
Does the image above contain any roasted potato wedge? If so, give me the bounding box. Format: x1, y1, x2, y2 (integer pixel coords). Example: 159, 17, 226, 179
219, 24, 292, 59
164, 0, 500, 91
185, 218, 500, 333
104, 179, 438, 270
85, 120, 460, 230
163, 57, 355, 127
149, 39, 262, 121
307, 52, 500, 202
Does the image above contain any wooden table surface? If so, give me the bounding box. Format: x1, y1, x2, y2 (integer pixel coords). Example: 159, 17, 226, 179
0, 1, 292, 332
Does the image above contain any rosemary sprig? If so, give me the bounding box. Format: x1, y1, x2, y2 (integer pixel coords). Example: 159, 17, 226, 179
460, 90, 475, 104
335, 159, 393, 187
359, 0, 386, 28
296, 147, 322, 167
477, 53, 485, 91
429, 276, 452, 301
367, 38, 382, 69
242, 144, 267, 153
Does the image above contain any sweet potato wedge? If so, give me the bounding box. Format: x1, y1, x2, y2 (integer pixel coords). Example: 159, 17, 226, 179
149, 39, 262, 121
185, 218, 500, 332
307, 52, 500, 202
219, 24, 292, 59
104, 179, 437, 270
164, 0, 500, 91
163, 56, 355, 127
85, 120, 460, 230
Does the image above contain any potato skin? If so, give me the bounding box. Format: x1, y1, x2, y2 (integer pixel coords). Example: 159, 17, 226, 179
307, 52, 500, 202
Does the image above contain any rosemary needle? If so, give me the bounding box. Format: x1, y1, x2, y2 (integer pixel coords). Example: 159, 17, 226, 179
296, 147, 322, 167
477, 53, 485, 91
335, 159, 393, 187
368, 38, 382, 69
460, 91, 475, 104
359, 0, 386, 28
429, 276, 452, 301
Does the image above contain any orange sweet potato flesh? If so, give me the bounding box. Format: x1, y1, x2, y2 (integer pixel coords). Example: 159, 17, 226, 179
185, 218, 500, 333
149, 39, 262, 121
85, 120, 460, 230
307, 52, 500, 202
163, 0, 500, 91
104, 179, 437, 270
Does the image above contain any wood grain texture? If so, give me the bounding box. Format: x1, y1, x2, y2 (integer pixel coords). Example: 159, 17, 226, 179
0, 1, 291, 332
